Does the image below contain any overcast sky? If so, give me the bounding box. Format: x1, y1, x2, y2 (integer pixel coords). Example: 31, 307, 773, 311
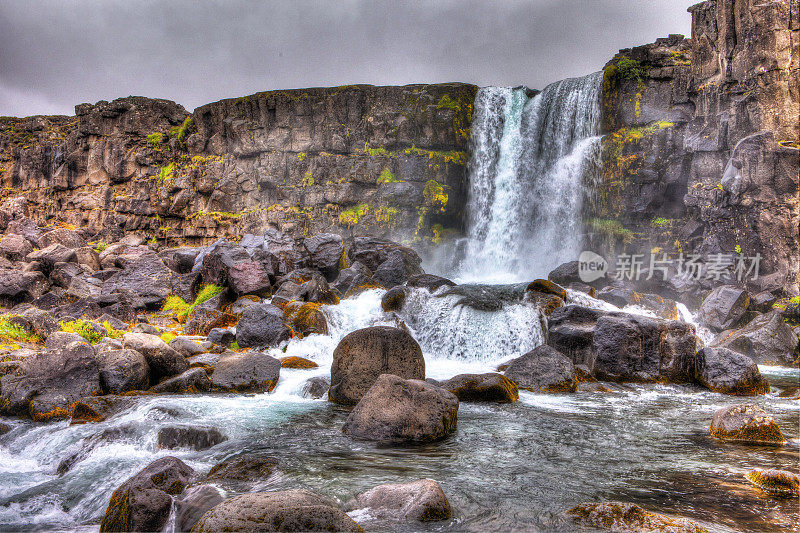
0, 0, 696, 117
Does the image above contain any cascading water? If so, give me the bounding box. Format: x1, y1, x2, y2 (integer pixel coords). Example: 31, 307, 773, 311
458, 73, 603, 282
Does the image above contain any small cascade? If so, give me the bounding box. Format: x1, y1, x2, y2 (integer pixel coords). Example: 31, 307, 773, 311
458, 72, 603, 282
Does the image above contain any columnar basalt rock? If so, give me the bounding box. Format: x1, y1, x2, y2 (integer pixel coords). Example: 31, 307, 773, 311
592, 0, 799, 293
0, 84, 477, 247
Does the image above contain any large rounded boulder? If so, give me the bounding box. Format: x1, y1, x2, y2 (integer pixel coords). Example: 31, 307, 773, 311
122, 332, 188, 383
504, 345, 577, 393
345, 479, 451, 522
709, 403, 786, 444
191, 490, 361, 532
329, 326, 425, 405
342, 374, 458, 445
100, 456, 195, 532
97, 349, 150, 394
695, 347, 770, 395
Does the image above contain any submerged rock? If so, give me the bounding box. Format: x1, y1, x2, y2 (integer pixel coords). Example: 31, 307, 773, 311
279, 356, 319, 369
745, 469, 800, 497
504, 345, 577, 393
100, 456, 195, 532
342, 374, 458, 444
301, 376, 330, 399
695, 347, 769, 395
192, 490, 361, 532
157, 425, 227, 451
709, 404, 786, 445
207, 456, 278, 481
438, 373, 518, 403
567, 501, 708, 533
329, 326, 424, 405
345, 479, 452, 522
381, 285, 407, 312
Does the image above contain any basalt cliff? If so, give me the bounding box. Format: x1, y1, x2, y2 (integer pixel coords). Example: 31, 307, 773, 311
1, 0, 798, 291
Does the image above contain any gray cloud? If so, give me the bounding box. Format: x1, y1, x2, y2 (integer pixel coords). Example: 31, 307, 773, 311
0, 0, 695, 117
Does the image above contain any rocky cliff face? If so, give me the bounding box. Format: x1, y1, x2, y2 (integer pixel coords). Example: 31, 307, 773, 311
0, 84, 476, 246
592, 0, 799, 292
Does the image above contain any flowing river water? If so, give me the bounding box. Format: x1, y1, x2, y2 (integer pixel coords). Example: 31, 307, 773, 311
0, 289, 797, 532
1, 74, 798, 532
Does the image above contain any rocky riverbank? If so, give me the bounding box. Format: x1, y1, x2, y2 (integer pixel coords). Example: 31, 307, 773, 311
0, 204, 798, 530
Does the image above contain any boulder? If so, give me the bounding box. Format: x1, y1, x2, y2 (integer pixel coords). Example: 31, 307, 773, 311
695, 347, 770, 395
211, 350, 281, 392
342, 374, 458, 444
567, 502, 708, 533
235, 303, 291, 348
279, 356, 319, 369
97, 349, 150, 394
329, 326, 425, 405
282, 301, 328, 336
99, 456, 195, 532
333, 261, 378, 296
381, 286, 407, 312
592, 313, 697, 383
548, 260, 607, 288
184, 305, 237, 337
697, 285, 750, 331
74, 246, 101, 271
303, 233, 344, 281
373, 250, 424, 288
207, 327, 235, 347
150, 367, 211, 393
102, 254, 177, 309
158, 246, 202, 274
17, 307, 60, 338
745, 469, 800, 497
348, 237, 422, 272
157, 425, 226, 451
0, 340, 102, 421
547, 305, 608, 367
122, 332, 188, 382
504, 345, 578, 393
26, 243, 78, 269
345, 479, 451, 522
438, 373, 518, 402
168, 336, 207, 358
709, 404, 786, 444
175, 485, 225, 533
199, 239, 271, 296
207, 456, 278, 481
39, 227, 86, 249
192, 490, 361, 532
301, 376, 330, 399
0, 234, 33, 261
0, 268, 49, 306
711, 311, 799, 366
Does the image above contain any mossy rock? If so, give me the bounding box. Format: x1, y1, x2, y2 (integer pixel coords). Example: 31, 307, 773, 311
279, 356, 319, 369
709, 404, 786, 445
745, 469, 800, 497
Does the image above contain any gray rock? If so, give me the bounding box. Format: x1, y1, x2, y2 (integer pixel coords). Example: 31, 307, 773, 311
372, 250, 424, 289
303, 233, 344, 281
710, 403, 786, 444
157, 425, 226, 451
697, 285, 750, 332
695, 347, 770, 395
438, 372, 519, 402
330, 326, 424, 405
345, 479, 452, 522
191, 490, 361, 532
301, 376, 330, 399
235, 303, 290, 348
343, 374, 458, 444
97, 349, 150, 394
150, 367, 211, 393
26, 244, 77, 268
711, 311, 799, 365
0, 340, 102, 421
99, 456, 195, 532
168, 336, 208, 357
175, 485, 224, 533
211, 350, 281, 392
122, 332, 188, 382
208, 327, 235, 347
39, 228, 86, 249
504, 345, 577, 393
0, 234, 33, 261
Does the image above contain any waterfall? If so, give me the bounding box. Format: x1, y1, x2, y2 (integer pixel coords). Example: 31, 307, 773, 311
458, 73, 603, 282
